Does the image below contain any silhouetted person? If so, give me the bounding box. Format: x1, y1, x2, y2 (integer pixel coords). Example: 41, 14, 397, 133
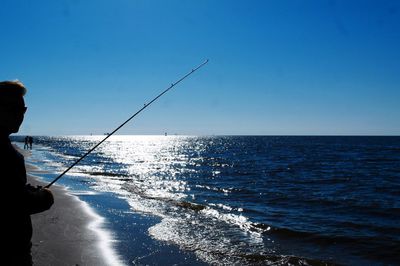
0, 81, 54, 265
28, 136, 33, 149
24, 136, 29, 149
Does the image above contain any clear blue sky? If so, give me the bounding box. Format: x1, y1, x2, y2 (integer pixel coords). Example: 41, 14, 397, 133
1, 0, 399, 135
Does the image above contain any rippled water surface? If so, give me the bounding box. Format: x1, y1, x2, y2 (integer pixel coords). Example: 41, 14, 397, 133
16, 136, 400, 265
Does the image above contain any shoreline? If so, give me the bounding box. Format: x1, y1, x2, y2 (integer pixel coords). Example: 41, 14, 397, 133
20, 147, 124, 266
18, 143, 207, 266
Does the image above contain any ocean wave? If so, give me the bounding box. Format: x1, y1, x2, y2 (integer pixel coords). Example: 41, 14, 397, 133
85, 171, 131, 178
148, 217, 335, 266
265, 225, 400, 258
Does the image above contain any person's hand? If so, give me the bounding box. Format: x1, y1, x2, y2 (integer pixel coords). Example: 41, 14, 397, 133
38, 187, 54, 210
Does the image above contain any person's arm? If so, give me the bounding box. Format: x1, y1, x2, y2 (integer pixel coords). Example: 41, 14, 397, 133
23, 184, 54, 214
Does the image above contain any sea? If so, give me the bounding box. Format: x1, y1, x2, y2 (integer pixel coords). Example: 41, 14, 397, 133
12, 135, 400, 265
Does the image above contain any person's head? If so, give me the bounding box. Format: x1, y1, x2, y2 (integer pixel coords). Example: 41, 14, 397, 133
0, 80, 27, 134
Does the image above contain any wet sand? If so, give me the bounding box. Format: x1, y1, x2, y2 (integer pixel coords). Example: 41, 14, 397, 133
20, 148, 123, 265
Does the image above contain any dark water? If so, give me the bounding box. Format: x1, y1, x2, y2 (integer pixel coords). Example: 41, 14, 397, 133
13, 136, 400, 265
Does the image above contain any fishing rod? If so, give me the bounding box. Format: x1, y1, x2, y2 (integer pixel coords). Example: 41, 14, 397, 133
45, 59, 209, 188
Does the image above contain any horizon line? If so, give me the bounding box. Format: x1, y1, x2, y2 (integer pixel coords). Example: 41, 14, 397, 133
11, 134, 400, 137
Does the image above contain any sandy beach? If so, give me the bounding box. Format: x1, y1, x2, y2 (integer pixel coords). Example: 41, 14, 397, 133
21, 148, 122, 266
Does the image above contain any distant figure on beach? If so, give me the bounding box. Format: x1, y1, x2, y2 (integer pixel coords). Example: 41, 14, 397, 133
0, 81, 54, 265
24, 135, 29, 149
28, 136, 33, 149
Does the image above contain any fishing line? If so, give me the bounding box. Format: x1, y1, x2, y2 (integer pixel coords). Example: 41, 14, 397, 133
45, 59, 209, 188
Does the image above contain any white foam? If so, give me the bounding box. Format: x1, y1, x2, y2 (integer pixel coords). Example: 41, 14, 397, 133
73, 194, 125, 266
69, 190, 100, 196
